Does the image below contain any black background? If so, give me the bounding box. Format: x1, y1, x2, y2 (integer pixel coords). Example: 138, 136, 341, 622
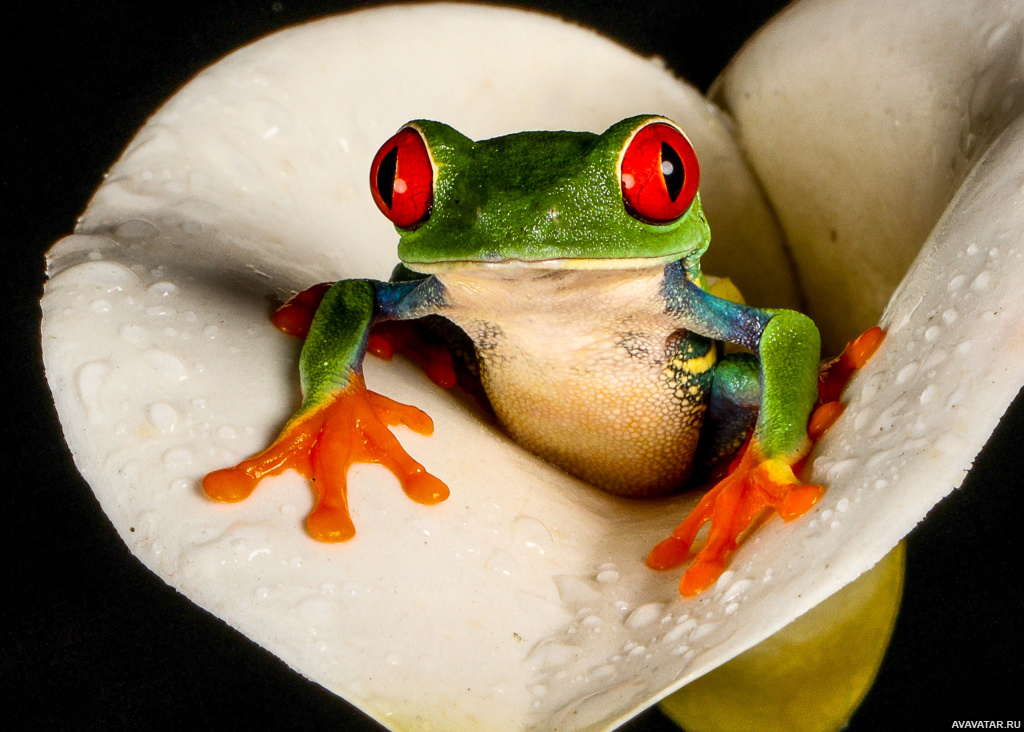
6, 1, 1023, 730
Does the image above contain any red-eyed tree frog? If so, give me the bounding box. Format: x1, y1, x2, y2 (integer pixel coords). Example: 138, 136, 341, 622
203, 115, 880, 597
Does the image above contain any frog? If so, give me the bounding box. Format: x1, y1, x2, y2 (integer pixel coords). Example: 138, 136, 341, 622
203, 115, 881, 597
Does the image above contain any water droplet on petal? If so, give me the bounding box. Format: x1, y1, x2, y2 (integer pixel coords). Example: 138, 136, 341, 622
148, 281, 178, 297
714, 570, 736, 592
826, 459, 857, 481
115, 219, 158, 239
722, 579, 753, 602
896, 362, 918, 384
77, 362, 111, 424
691, 622, 717, 640
625, 603, 663, 630
512, 515, 553, 555
554, 575, 600, 606
143, 349, 188, 381
162, 447, 193, 466
663, 623, 690, 644
919, 385, 937, 404
955, 340, 974, 355
147, 402, 178, 433
485, 549, 518, 577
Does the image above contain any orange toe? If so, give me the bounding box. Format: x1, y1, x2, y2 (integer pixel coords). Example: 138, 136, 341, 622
680, 557, 726, 597
808, 401, 845, 440
649, 446, 821, 597
271, 282, 333, 338
368, 321, 457, 389
202, 373, 448, 542
819, 326, 885, 402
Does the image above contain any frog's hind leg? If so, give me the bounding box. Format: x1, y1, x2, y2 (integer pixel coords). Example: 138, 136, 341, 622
650, 327, 886, 597
694, 352, 761, 477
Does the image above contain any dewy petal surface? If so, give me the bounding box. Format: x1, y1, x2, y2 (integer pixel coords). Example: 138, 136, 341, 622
40, 3, 1024, 732
713, 0, 1024, 350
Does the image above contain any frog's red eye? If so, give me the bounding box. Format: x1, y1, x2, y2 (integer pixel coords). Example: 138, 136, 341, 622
370, 127, 434, 229
620, 122, 699, 225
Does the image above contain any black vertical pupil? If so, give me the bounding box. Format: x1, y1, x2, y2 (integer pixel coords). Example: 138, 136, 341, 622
377, 146, 399, 208
660, 142, 684, 201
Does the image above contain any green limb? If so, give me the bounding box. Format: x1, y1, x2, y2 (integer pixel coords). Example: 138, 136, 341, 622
754, 309, 821, 460
297, 279, 376, 413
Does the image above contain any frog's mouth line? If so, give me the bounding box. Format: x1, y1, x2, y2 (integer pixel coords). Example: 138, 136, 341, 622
405, 252, 685, 274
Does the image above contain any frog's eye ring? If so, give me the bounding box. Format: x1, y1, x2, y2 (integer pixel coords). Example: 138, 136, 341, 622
620, 122, 700, 225
370, 126, 434, 229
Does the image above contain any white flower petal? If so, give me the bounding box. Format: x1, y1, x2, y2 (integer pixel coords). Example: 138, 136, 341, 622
714, 0, 1024, 349
40, 3, 1024, 731
42, 6, 785, 730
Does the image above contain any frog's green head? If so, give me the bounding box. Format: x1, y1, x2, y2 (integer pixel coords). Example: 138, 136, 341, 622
369, 115, 710, 272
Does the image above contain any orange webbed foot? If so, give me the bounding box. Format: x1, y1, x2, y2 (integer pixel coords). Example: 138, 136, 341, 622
271, 282, 333, 337
648, 326, 885, 598
811, 326, 886, 436
366, 321, 457, 389
647, 446, 824, 597
203, 374, 448, 542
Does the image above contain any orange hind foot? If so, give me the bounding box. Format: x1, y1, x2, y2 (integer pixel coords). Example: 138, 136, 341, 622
648, 325, 885, 597
647, 446, 823, 597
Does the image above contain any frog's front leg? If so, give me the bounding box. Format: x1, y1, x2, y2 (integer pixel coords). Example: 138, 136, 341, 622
202, 279, 448, 541
650, 272, 824, 596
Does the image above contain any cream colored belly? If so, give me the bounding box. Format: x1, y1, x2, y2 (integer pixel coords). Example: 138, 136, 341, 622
437, 267, 710, 497
480, 344, 706, 496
